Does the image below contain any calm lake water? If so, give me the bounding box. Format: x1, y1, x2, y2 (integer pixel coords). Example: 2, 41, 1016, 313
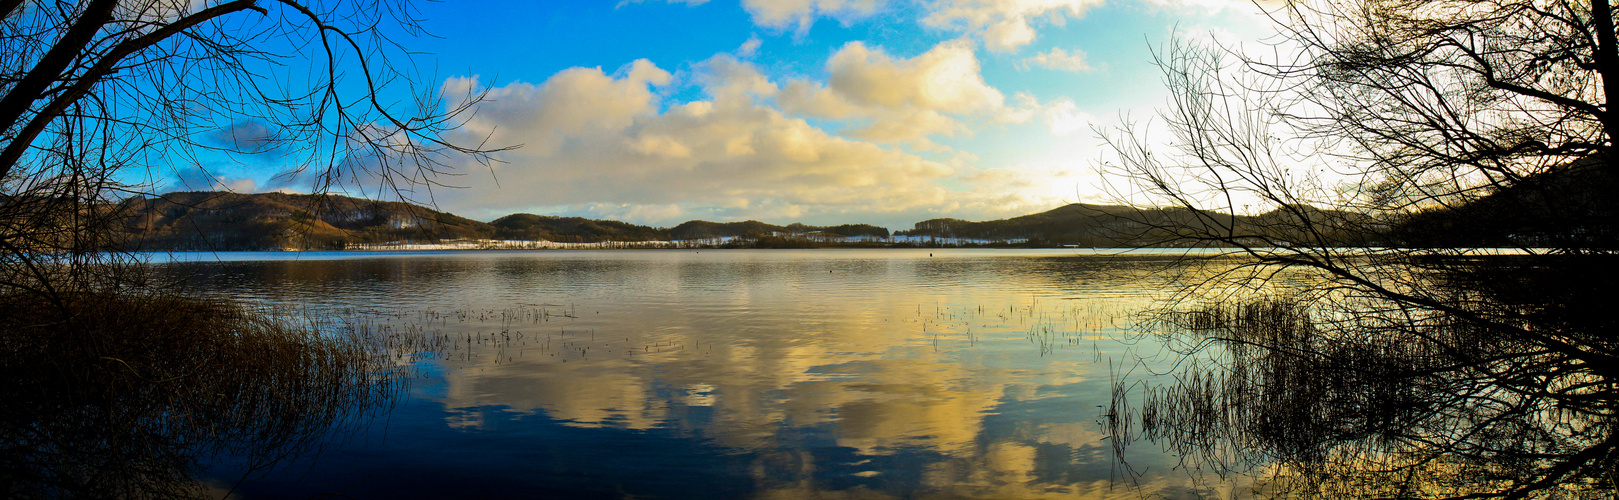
154, 249, 1248, 499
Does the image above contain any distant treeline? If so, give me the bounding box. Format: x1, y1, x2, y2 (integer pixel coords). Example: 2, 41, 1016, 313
899, 203, 1376, 248
119, 191, 489, 251
111, 192, 898, 251
1387, 159, 1619, 249
107, 179, 1582, 251
490, 214, 893, 246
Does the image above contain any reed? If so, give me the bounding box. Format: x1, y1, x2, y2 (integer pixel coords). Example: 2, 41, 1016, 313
1111, 293, 1618, 498
0, 291, 407, 499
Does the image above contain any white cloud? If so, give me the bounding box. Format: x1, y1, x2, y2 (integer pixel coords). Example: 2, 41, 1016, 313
633, 0, 1115, 57
617, 0, 709, 7
1142, 0, 1286, 13
742, 0, 888, 32
203, 120, 280, 153
825, 40, 1002, 113
117, 0, 211, 27
700, 54, 779, 101
921, 0, 1102, 52
737, 35, 763, 57
164, 165, 257, 193
443, 60, 670, 157
953, 160, 1106, 217
779, 40, 1031, 144
1042, 98, 1094, 136
582, 202, 690, 223
436, 57, 954, 226
1021, 47, 1093, 72
626, 0, 886, 32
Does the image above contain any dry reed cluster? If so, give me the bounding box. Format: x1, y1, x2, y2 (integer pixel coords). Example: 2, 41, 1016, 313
1109, 293, 1617, 498
0, 291, 405, 499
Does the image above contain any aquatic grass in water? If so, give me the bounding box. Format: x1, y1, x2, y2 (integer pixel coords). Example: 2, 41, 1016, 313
1110, 294, 1619, 498
337, 298, 1143, 368
0, 292, 412, 499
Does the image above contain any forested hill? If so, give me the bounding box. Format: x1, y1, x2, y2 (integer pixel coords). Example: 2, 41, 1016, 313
119, 191, 493, 250
489, 213, 667, 242
897, 203, 1376, 247
113, 191, 1377, 250
668, 220, 890, 240
113, 192, 893, 250
899, 204, 1147, 246
1387, 161, 1619, 248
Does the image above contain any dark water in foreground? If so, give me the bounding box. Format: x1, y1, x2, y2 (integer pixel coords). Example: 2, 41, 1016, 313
154, 249, 1244, 499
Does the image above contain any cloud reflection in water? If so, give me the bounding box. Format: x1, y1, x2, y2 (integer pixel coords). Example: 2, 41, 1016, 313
175, 249, 1247, 498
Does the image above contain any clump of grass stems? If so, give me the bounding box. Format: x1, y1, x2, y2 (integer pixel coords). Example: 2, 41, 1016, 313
1110, 295, 1617, 498
0, 291, 406, 499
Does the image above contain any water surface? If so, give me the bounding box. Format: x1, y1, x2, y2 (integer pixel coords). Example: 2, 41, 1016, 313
159, 249, 1236, 499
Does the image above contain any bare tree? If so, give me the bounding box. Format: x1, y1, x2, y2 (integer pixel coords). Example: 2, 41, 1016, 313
1101, 0, 1619, 496
0, 0, 499, 298
0, 2, 497, 496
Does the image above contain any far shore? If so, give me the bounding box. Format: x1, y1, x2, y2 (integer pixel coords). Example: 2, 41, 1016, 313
340, 236, 1038, 251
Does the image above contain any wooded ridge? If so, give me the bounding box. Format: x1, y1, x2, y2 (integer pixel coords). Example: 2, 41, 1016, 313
109, 190, 1450, 251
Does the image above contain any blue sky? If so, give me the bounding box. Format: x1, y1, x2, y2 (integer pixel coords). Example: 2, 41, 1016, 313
193, 0, 1279, 229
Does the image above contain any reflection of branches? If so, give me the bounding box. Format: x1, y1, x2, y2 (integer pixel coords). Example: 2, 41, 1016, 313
1109, 260, 1618, 498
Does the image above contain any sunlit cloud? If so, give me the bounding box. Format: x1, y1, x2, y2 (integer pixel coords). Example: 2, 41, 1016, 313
443, 60, 671, 157
1043, 98, 1095, 136
1144, 0, 1288, 13
1020, 47, 1093, 72
921, 0, 1103, 52
952, 159, 1107, 218
152, 0, 1298, 228
780, 39, 1032, 145
436, 57, 954, 225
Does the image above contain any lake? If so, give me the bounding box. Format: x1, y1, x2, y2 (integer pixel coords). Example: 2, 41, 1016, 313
153, 249, 1251, 499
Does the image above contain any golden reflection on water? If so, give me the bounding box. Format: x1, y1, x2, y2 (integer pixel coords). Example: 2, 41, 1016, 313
174, 249, 1258, 497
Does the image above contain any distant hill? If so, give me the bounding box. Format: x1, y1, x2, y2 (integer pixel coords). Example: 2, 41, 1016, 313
119, 191, 492, 250
1389, 160, 1619, 248
667, 220, 779, 240
668, 220, 889, 240
898, 203, 1374, 247
490, 214, 667, 242
899, 204, 1150, 245
112, 191, 1378, 251
114, 192, 898, 251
